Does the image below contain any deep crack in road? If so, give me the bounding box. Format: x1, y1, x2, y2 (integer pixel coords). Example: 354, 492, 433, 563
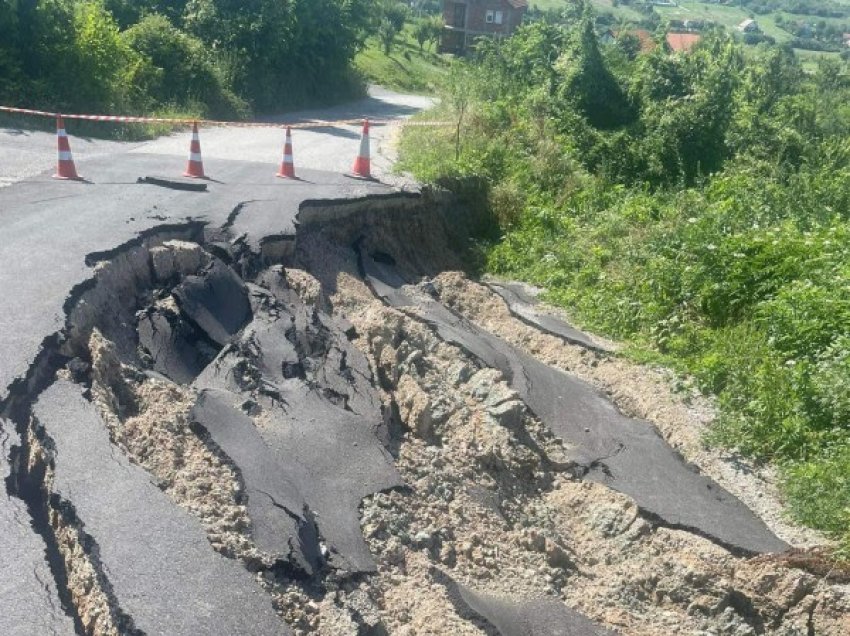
1, 89, 845, 636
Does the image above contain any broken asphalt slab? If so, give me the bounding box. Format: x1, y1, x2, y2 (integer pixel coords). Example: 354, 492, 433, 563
174, 259, 253, 347
190, 389, 321, 575
437, 573, 618, 636
33, 380, 290, 635
0, 424, 77, 636
194, 334, 403, 573
137, 305, 219, 384
0, 154, 392, 398
254, 266, 384, 422
362, 256, 788, 555
487, 281, 609, 352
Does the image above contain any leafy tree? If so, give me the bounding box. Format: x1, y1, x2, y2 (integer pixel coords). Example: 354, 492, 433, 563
426, 16, 443, 50
0, 0, 22, 101
616, 32, 641, 60
123, 13, 246, 116
556, 13, 634, 129
374, 0, 408, 55
378, 17, 399, 55
413, 17, 429, 51
184, 0, 368, 110
103, 0, 188, 28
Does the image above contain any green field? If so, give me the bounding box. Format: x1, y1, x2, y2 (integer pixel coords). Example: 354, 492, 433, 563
531, 0, 844, 68
354, 24, 450, 94
795, 46, 844, 71
532, 0, 646, 21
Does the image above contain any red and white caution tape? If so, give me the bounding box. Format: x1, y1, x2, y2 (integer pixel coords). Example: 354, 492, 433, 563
0, 105, 451, 130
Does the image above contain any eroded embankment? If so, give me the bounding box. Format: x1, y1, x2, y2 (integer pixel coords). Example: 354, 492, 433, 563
1, 190, 848, 636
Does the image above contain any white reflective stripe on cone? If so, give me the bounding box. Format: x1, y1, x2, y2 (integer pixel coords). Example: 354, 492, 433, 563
58, 151, 73, 161
359, 134, 369, 157
189, 153, 202, 161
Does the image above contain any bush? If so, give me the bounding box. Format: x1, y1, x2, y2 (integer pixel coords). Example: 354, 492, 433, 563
123, 14, 247, 117
398, 15, 850, 547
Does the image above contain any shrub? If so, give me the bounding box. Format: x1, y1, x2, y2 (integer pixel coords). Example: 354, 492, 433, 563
398, 14, 850, 547
123, 14, 247, 117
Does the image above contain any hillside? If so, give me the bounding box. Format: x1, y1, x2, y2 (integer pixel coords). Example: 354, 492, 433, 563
400, 11, 850, 557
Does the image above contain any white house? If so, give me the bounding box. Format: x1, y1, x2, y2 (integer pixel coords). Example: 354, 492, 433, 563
738, 19, 761, 33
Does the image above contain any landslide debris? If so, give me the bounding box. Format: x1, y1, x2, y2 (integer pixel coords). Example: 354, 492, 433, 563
2, 193, 849, 636
359, 253, 785, 555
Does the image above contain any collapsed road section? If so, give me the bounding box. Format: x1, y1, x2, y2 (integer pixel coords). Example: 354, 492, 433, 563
1, 184, 849, 635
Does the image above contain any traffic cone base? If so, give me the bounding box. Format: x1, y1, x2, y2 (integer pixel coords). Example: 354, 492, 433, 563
184, 122, 206, 179
276, 127, 296, 179
54, 116, 81, 180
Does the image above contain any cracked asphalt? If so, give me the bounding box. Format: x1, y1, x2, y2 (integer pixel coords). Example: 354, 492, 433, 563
360, 253, 788, 555
0, 86, 803, 636
0, 88, 425, 636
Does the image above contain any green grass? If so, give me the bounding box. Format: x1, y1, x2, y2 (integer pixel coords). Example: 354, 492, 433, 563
794, 47, 843, 73
532, 0, 648, 22
354, 24, 450, 95
396, 30, 850, 550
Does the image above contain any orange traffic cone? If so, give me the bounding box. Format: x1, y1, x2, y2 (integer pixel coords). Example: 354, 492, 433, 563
54, 116, 81, 180
184, 121, 205, 178
276, 126, 296, 179
351, 119, 372, 179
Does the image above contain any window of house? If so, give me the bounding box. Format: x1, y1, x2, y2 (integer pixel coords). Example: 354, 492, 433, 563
495, 11, 504, 25
486, 10, 495, 23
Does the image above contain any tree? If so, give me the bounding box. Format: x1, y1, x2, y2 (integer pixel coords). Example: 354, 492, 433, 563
413, 17, 429, 51
0, 0, 22, 101
123, 13, 246, 117
426, 15, 444, 51
616, 32, 641, 60
557, 11, 635, 129
378, 17, 399, 55
374, 0, 408, 55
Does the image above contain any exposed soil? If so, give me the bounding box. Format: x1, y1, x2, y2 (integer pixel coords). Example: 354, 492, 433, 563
434, 272, 827, 550
288, 231, 850, 635
4, 195, 848, 636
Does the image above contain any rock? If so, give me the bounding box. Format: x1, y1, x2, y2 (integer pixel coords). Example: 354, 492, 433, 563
150, 240, 207, 283
488, 399, 525, 429
544, 538, 574, 571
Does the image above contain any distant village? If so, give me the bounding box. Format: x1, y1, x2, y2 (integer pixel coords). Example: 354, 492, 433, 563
439, 0, 850, 57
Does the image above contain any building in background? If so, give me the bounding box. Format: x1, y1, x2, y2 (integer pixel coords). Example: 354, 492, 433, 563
666, 32, 702, 53
738, 19, 761, 33
441, 0, 528, 55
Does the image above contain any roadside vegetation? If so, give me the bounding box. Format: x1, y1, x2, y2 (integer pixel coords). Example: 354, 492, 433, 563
400, 6, 850, 550
0, 0, 430, 123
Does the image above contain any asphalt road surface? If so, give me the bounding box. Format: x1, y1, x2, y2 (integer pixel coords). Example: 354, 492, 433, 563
0, 87, 427, 636
0, 86, 794, 636
0, 86, 432, 189
360, 254, 788, 555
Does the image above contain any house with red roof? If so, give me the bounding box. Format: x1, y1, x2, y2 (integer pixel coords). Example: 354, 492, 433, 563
666, 32, 702, 53
441, 0, 529, 54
